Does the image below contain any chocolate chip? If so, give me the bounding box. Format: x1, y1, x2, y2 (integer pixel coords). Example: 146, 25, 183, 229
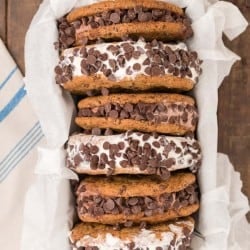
156, 247, 163, 250
90, 155, 99, 170
118, 142, 125, 150
145, 66, 152, 75
133, 63, 141, 71
120, 110, 129, 119
73, 154, 82, 166
144, 209, 153, 217
110, 12, 120, 24
54, 66, 63, 75
131, 205, 141, 214
108, 74, 116, 81
109, 110, 119, 118
86, 54, 97, 65
151, 65, 162, 76
99, 53, 108, 61
153, 141, 160, 148
124, 221, 133, 227
100, 153, 108, 164
90, 146, 99, 154
101, 87, 109, 96
128, 197, 138, 206
104, 128, 114, 136
91, 128, 101, 135
122, 43, 135, 53
124, 103, 134, 113
160, 168, 170, 180
103, 141, 110, 150
120, 160, 129, 168
126, 66, 133, 75
109, 59, 117, 70
143, 58, 150, 65
138, 12, 152, 22
103, 199, 115, 211
132, 51, 141, 59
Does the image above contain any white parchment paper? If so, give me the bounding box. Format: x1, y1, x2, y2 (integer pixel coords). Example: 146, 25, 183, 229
21, 0, 249, 249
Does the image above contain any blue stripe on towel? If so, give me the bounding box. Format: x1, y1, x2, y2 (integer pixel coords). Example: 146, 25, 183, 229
0, 66, 18, 90
0, 85, 27, 122
0, 122, 44, 182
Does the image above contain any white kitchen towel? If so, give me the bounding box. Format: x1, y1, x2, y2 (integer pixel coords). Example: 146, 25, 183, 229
0, 39, 44, 250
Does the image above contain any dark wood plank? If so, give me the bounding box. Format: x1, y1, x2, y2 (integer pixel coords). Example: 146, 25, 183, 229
0, 0, 6, 42
7, 0, 41, 73
218, 1, 250, 219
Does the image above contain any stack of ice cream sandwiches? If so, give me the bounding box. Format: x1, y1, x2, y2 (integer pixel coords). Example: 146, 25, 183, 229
55, 1, 203, 249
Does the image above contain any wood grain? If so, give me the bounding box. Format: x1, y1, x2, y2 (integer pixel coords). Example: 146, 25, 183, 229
218, 2, 250, 219
0, 0, 6, 42
7, 0, 41, 73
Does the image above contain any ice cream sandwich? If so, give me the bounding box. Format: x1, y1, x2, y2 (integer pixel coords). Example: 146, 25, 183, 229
58, 0, 193, 50
55, 39, 202, 94
66, 131, 201, 178
75, 93, 198, 135
75, 173, 199, 225
70, 217, 195, 250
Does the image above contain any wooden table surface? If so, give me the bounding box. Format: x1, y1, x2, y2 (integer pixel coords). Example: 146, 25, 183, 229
0, 0, 249, 212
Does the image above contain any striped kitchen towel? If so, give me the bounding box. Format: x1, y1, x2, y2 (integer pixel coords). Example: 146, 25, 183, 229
0, 39, 44, 250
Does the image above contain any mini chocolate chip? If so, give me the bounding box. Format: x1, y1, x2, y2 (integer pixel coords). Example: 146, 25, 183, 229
109, 110, 119, 118
107, 168, 114, 176
156, 247, 163, 250
139, 221, 147, 229
109, 59, 117, 70
143, 58, 150, 65
91, 128, 101, 135
103, 141, 110, 150
90, 145, 99, 154
145, 66, 152, 75
90, 155, 99, 170
118, 142, 125, 150
73, 154, 82, 166
128, 9, 136, 20
100, 153, 108, 164
110, 12, 120, 24
153, 141, 160, 148
87, 54, 96, 65
138, 12, 152, 22
128, 197, 138, 206
126, 66, 133, 75
145, 209, 153, 217
120, 160, 129, 168
124, 103, 134, 113
142, 134, 150, 141
104, 128, 114, 136
101, 87, 109, 96
108, 74, 116, 81
160, 168, 170, 180
120, 110, 129, 119
103, 199, 115, 211
133, 51, 141, 59
124, 221, 133, 227
151, 65, 162, 76
131, 205, 141, 214
133, 63, 141, 71
54, 66, 63, 75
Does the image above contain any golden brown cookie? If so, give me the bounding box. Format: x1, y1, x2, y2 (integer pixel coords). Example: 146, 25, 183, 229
66, 131, 202, 178
76, 173, 199, 225
75, 93, 198, 135
63, 0, 193, 47
55, 40, 202, 94
70, 217, 195, 249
